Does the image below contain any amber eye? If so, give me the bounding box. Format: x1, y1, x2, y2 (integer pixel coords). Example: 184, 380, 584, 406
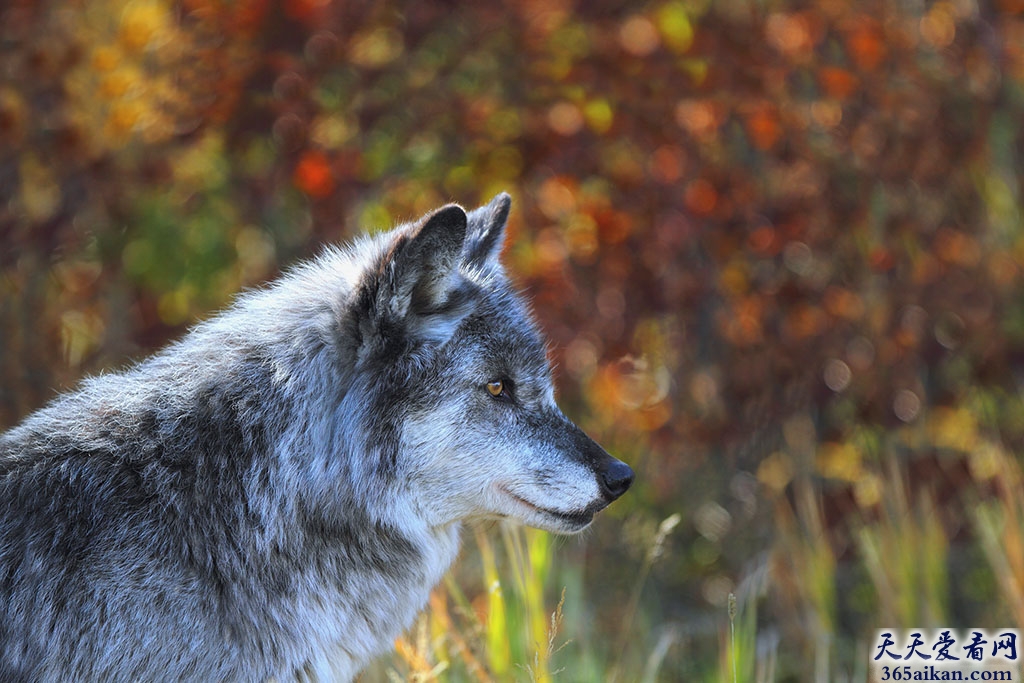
486, 380, 504, 397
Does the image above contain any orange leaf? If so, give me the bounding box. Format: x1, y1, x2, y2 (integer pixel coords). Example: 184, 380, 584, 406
745, 105, 782, 150
293, 150, 334, 198
818, 66, 859, 100
684, 178, 718, 216
846, 18, 886, 72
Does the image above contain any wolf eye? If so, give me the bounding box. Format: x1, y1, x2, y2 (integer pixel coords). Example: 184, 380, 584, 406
486, 379, 512, 400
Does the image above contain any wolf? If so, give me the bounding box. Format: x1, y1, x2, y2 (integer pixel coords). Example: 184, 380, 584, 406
0, 193, 633, 681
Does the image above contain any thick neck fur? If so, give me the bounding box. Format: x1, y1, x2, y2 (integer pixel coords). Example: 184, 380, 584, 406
0, 246, 463, 681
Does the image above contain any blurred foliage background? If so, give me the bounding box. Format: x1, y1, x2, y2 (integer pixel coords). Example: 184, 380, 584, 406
4, 0, 1024, 680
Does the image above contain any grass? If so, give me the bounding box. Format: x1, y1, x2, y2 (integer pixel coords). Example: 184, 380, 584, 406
376, 524, 556, 682
371, 512, 682, 683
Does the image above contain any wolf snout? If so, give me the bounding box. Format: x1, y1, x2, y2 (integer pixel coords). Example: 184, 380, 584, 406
596, 457, 634, 501
570, 421, 634, 503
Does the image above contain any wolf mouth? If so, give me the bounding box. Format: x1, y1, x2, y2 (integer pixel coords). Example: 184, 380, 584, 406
498, 485, 596, 528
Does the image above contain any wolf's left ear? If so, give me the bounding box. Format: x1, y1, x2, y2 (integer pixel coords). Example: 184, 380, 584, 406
388, 204, 468, 314
464, 192, 511, 269
367, 203, 475, 348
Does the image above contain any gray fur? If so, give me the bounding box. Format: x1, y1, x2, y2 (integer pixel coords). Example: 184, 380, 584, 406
0, 194, 633, 681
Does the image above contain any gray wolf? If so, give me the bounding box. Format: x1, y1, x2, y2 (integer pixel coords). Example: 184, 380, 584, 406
0, 193, 633, 681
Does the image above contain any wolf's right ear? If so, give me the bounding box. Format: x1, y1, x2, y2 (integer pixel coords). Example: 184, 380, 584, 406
463, 192, 511, 269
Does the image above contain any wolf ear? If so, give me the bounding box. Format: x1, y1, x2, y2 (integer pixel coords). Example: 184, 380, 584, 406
464, 192, 511, 269
393, 204, 468, 311
368, 204, 474, 348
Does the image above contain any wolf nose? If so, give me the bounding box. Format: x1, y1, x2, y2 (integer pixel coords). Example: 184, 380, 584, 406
599, 459, 634, 500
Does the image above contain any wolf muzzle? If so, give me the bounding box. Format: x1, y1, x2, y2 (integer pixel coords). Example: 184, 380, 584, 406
571, 424, 633, 503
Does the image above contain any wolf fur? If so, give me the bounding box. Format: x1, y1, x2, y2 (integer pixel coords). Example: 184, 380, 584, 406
0, 193, 633, 681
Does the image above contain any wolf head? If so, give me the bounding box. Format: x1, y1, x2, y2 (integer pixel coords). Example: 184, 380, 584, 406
338, 193, 633, 534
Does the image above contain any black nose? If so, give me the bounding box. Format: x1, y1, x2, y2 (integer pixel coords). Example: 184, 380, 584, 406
599, 458, 634, 500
